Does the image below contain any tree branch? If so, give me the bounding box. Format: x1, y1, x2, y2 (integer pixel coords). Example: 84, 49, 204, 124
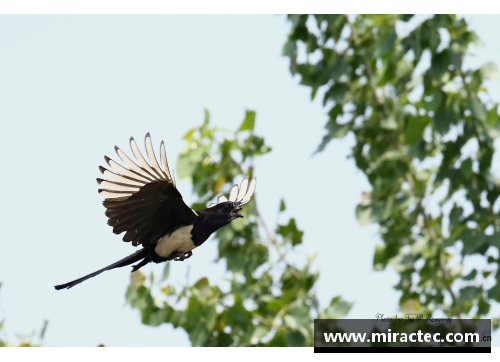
256, 207, 302, 280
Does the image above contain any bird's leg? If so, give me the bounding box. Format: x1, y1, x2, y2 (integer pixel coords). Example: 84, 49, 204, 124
171, 251, 193, 261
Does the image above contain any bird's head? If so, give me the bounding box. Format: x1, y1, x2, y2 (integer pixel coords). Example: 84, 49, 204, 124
205, 177, 256, 224
215, 201, 244, 221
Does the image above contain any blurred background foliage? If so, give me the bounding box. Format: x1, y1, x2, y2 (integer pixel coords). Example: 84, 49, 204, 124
283, 14, 500, 325
0, 283, 48, 347
127, 14, 500, 345
125, 110, 353, 346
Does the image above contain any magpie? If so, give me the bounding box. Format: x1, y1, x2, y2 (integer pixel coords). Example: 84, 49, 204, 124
54, 133, 256, 290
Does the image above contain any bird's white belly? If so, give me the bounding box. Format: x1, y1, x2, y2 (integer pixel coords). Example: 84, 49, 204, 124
155, 225, 195, 258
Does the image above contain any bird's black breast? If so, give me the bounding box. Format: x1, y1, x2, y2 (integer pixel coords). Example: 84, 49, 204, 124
190, 208, 231, 247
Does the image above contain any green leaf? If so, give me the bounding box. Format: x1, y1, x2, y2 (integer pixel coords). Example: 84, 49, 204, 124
462, 269, 477, 281
325, 119, 350, 139
315, 104, 345, 153
268, 329, 288, 347
324, 83, 349, 103
429, 50, 451, 79
183, 128, 195, 141
276, 218, 304, 246
239, 110, 256, 132
486, 104, 499, 126
282, 39, 297, 57
488, 283, 500, 302
477, 297, 490, 315
461, 229, 486, 255
205, 305, 217, 330
460, 158, 473, 178
381, 116, 398, 130
251, 325, 270, 345
161, 263, 170, 281
480, 61, 499, 80
373, 244, 387, 270
279, 199, 286, 212
376, 24, 397, 57
467, 97, 486, 122
433, 107, 456, 135
356, 205, 378, 226
193, 277, 209, 290
493, 318, 500, 331
323, 295, 354, 318
423, 90, 443, 112
266, 298, 285, 312
189, 323, 209, 347
404, 116, 429, 145
203, 108, 210, 125
370, 150, 406, 170
39, 320, 48, 341
328, 56, 348, 82
285, 329, 306, 346
457, 286, 481, 314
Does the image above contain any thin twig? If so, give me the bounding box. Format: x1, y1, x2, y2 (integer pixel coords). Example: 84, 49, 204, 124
253, 314, 273, 328
256, 207, 302, 280
309, 295, 322, 318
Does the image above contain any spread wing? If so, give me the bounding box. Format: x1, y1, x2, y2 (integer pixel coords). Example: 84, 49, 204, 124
208, 176, 257, 208
97, 133, 197, 247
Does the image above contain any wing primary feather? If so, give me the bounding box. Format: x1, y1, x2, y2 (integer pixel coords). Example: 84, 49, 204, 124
130, 219, 157, 243
218, 195, 228, 203
208, 203, 217, 208
98, 188, 135, 195
115, 146, 155, 181
100, 167, 147, 186
228, 184, 239, 202
104, 202, 157, 216
160, 141, 173, 182
107, 211, 142, 227
113, 214, 149, 234
103, 197, 152, 208
123, 229, 138, 242
97, 177, 144, 188
236, 177, 249, 201
98, 190, 133, 200
99, 181, 140, 193
129, 137, 160, 180
105, 206, 149, 218
104, 156, 152, 183
144, 133, 166, 180
240, 177, 257, 204
171, 169, 176, 187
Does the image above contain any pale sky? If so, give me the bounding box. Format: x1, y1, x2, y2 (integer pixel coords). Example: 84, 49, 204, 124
0, 15, 499, 347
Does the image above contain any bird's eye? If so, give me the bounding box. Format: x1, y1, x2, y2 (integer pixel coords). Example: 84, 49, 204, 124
223, 204, 232, 213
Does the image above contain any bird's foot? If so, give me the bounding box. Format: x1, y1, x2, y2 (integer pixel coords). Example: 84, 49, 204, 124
170, 251, 193, 261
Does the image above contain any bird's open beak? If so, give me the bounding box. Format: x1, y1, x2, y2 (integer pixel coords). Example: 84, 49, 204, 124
231, 205, 243, 219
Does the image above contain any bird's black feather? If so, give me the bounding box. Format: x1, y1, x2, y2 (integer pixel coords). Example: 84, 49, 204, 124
54, 248, 148, 290
103, 181, 197, 247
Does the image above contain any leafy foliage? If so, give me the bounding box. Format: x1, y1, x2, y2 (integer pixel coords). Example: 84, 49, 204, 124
0, 283, 48, 347
284, 14, 500, 322
126, 111, 352, 346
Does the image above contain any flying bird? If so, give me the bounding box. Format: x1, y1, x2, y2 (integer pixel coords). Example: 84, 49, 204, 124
54, 133, 256, 290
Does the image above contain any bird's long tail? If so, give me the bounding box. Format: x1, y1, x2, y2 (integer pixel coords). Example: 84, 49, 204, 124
54, 248, 150, 290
